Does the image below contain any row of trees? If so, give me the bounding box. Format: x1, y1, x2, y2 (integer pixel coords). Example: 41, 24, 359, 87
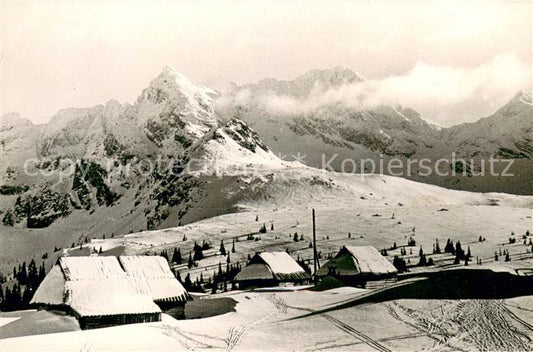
164, 237, 243, 293
11, 260, 46, 289
388, 238, 476, 272
161, 239, 239, 266
494, 249, 511, 262
176, 261, 243, 294
292, 232, 304, 242
0, 259, 47, 311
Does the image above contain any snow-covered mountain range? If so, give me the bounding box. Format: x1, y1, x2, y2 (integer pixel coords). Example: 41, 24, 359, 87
0, 66, 531, 240
0, 66, 297, 235
217, 68, 532, 194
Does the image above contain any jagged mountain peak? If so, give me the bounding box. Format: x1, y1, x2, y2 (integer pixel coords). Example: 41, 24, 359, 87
510, 90, 533, 106
159, 65, 208, 92
104, 99, 123, 109
236, 66, 365, 98
139, 65, 217, 105
493, 90, 533, 118
135, 66, 217, 130
294, 66, 365, 87
497, 90, 533, 111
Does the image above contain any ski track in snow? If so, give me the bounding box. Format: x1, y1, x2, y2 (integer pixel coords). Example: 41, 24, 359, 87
386, 300, 532, 352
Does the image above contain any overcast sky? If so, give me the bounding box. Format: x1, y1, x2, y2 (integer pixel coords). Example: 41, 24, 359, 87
2, 1, 531, 126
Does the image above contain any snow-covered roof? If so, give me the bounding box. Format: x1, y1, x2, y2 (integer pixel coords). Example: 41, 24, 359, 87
59, 256, 126, 281
234, 264, 275, 282
344, 246, 397, 275
257, 252, 307, 275
31, 256, 188, 317
65, 281, 160, 317
119, 256, 189, 302
239, 252, 310, 282
235, 252, 310, 283
30, 264, 65, 306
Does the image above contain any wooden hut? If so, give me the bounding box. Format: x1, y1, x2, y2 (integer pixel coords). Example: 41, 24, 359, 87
31, 256, 189, 329
317, 246, 397, 287
234, 252, 310, 289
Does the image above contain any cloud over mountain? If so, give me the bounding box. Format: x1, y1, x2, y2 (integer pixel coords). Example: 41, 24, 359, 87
219, 54, 531, 126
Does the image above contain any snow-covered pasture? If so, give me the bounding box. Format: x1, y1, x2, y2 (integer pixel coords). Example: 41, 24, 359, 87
2, 286, 531, 351
117, 199, 531, 283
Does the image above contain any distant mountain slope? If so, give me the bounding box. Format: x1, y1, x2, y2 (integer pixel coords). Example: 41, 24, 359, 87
1, 113, 33, 131
412, 91, 532, 194
443, 91, 533, 159
187, 117, 294, 176
218, 67, 439, 159
1, 65, 531, 240
0, 66, 220, 232
235, 66, 365, 97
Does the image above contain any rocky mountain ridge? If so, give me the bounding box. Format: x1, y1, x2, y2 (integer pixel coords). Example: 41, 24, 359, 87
1, 66, 531, 235
216, 68, 532, 194
0, 66, 277, 231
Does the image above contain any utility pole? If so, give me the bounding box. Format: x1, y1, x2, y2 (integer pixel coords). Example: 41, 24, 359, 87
312, 208, 319, 284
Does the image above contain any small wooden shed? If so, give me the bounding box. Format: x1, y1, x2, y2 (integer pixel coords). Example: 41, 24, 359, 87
234, 252, 310, 289
317, 246, 397, 287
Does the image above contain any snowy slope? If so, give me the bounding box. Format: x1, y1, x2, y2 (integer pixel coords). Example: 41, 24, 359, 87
2, 287, 532, 351
187, 118, 298, 176
443, 90, 533, 158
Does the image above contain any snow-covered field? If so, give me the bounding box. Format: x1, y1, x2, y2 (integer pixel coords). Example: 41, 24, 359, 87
2, 165, 532, 351
2, 286, 532, 351
107, 168, 533, 283
0, 318, 20, 328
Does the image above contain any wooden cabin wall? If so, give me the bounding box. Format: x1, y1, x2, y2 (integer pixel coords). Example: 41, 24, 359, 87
79, 312, 161, 330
